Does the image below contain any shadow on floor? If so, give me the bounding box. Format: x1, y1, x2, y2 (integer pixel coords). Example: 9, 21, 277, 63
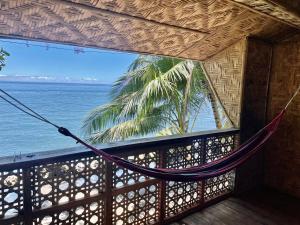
171, 188, 300, 225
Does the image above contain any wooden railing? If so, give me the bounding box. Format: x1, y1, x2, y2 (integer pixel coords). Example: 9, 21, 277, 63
0, 128, 239, 225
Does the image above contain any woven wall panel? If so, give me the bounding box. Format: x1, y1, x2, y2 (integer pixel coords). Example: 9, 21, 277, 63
265, 34, 300, 198
230, 0, 300, 28
0, 0, 206, 57
235, 38, 272, 194
179, 9, 292, 60
0, 0, 294, 61
202, 40, 246, 127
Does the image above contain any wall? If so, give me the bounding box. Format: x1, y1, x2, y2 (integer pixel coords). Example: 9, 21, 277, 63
203, 35, 300, 197
235, 38, 273, 193
264, 34, 300, 198
203, 38, 273, 194
203, 40, 246, 128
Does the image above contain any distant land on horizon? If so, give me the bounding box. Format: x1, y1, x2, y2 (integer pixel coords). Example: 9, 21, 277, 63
0, 74, 112, 85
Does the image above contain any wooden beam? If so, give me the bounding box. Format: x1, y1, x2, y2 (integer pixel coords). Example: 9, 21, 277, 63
228, 0, 300, 29
58, 0, 209, 35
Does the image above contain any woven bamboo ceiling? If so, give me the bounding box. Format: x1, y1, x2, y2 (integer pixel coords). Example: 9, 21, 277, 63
0, 0, 299, 60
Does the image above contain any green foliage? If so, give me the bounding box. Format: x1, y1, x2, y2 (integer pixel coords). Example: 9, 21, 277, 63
82, 55, 211, 143
0, 48, 9, 71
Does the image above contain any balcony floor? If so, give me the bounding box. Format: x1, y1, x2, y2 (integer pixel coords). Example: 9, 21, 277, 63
171, 188, 300, 225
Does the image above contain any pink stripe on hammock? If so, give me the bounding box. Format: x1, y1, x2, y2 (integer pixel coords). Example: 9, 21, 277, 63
58, 109, 285, 181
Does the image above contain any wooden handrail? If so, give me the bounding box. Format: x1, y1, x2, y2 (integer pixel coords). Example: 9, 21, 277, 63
0, 128, 239, 168
0, 129, 239, 225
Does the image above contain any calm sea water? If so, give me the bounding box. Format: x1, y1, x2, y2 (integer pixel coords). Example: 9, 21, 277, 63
0, 82, 216, 157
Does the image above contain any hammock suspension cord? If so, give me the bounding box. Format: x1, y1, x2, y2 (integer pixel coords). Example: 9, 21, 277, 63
284, 85, 300, 109
0, 86, 299, 181
0, 89, 60, 129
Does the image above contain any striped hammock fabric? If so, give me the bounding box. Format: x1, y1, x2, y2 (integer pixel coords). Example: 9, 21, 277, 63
58, 110, 285, 182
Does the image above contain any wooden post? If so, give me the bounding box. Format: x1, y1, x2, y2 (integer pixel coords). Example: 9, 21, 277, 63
200, 137, 207, 204
235, 37, 273, 194
158, 148, 166, 224
104, 162, 113, 225
23, 166, 33, 225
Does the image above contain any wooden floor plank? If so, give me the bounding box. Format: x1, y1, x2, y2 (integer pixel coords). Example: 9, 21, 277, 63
169, 188, 300, 225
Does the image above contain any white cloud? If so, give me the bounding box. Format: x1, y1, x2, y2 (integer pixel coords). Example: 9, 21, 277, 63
81, 77, 98, 81
0, 74, 106, 84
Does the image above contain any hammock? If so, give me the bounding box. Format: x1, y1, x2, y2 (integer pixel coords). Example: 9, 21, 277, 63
57, 110, 284, 181
0, 87, 299, 182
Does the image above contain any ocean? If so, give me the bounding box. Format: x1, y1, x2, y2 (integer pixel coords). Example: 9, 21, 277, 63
0, 81, 216, 157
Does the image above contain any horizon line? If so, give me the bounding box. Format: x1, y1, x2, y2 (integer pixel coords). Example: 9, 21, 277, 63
0, 79, 113, 85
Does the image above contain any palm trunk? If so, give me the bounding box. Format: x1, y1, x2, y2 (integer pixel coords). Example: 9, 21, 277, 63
181, 62, 194, 133
200, 62, 234, 129
208, 93, 222, 129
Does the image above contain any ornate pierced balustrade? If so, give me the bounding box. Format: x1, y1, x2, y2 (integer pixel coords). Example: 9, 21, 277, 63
0, 128, 239, 225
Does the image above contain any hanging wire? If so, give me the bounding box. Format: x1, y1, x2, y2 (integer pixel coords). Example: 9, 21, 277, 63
0, 39, 136, 56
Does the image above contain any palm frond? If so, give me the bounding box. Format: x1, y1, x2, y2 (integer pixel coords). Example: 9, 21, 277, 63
82, 102, 122, 135
82, 55, 215, 144
89, 114, 166, 143
111, 68, 146, 97
156, 126, 179, 136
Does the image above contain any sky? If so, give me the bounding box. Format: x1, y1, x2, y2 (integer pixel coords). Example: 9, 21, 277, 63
0, 39, 138, 84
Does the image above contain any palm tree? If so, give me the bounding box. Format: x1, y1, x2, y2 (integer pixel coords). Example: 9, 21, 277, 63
82, 55, 213, 143
0, 48, 9, 71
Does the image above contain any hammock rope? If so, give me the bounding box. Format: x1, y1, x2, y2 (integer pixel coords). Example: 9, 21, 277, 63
0, 86, 298, 181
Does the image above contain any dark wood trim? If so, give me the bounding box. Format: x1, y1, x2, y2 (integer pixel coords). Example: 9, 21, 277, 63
23, 166, 33, 225
235, 37, 273, 194
158, 148, 167, 224
104, 162, 113, 225
0, 128, 239, 169
112, 179, 159, 195
200, 137, 207, 204
31, 195, 104, 218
